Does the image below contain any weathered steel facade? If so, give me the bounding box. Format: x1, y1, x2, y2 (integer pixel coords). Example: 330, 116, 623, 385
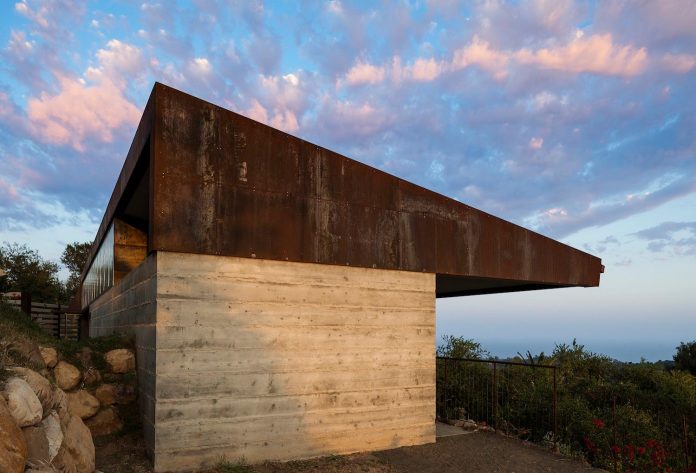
81, 83, 601, 306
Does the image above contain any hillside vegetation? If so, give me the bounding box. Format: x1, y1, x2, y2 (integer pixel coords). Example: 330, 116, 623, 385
438, 337, 696, 473
0, 301, 146, 473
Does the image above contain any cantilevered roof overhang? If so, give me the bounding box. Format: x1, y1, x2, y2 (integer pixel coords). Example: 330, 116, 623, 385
80, 83, 602, 307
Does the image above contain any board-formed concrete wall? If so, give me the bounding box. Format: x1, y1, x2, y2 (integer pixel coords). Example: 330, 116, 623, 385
89, 253, 157, 456
89, 251, 436, 472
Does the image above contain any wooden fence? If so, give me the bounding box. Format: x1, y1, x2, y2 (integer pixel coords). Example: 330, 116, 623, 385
2, 292, 79, 340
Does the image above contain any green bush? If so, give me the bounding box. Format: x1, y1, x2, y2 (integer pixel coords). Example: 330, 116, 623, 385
550, 342, 696, 472
436, 337, 696, 472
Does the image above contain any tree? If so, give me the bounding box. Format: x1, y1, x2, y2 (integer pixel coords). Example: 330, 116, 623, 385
437, 335, 490, 359
0, 242, 62, 302
674, 341, 696, 376
61, 241, 92, 302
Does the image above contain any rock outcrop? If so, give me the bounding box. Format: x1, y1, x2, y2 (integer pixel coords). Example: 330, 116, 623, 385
11, 367, 54, 415
94, 384, 116, 407
39, 346, 58, 368
67, 390, 100, 420
104, 349, 136, 374
3, 377, 43, 427
0, 396, 28, 473
41, 410, 63, 462
52, 414, 95, 473
22, 425, 50, 465
1, 334, 138, 473
85, 407, 123, 436
54, 361, 82, 391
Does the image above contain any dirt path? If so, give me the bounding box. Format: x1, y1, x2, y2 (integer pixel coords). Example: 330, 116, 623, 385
372, 432, 605, 473
97, 431, 605, 473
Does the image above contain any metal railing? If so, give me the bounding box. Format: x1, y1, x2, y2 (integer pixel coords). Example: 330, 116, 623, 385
436, 356, 557, 441
436, 356, 694, 472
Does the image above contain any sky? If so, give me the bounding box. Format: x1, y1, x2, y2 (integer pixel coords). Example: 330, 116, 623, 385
0, 1, 694, 361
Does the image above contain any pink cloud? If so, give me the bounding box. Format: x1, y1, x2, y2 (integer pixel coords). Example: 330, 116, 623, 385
408, 58, 445, 82
529, 137, 544, 150
244, 73, 307, 133
6, 30, 34, 56
390, 56, 405, 83
515, 34, 648, 76
0, 177, 20, 202
0, 92, 28, 133
15, 1, 48, 28
24, 39, 145, 151
95, 39, 146, 79
451, 35, 510, 79
244, 99, 298, 133
662, 53, 696, 73
329, 101, 387, 134
13, 0, 85, 41
343, 60, 385, 86
269, 109, 299, 133
259, 73, 305, 111
312, 97, 392, 142
188, 57, 213, 78
531, 0, 580, 31
245, 99, 269, 124
27, 76, 140, 151
336, 33, 650, 88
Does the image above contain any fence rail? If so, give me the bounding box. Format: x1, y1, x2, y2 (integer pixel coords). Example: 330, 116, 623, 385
436, 355, 694, 472
1, 292, 79, 340
436, 356, 557, 441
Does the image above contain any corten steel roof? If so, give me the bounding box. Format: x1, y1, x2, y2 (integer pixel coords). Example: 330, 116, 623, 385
81, 83, 602, 304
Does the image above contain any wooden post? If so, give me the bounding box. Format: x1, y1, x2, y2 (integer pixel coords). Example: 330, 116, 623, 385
20, 291, 31, 316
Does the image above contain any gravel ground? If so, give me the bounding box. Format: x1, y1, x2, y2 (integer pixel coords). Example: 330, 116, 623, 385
372, 432, 606, 473
97, 430, 605, 473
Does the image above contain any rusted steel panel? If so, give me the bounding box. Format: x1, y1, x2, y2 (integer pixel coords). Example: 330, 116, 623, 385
83, 82, 602, 304
148, 83, 602, 289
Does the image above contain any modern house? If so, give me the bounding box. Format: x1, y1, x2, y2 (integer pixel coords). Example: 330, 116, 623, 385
79, 83, 602, 472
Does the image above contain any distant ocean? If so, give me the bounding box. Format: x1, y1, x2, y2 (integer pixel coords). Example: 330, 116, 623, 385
475, 339, 679, 363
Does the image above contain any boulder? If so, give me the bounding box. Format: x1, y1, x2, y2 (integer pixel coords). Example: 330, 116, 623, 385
10, 339, 46, 369
3, 377, 43, 427
51, 415, 95, 473
67, 390, 100, 420
11, 366, 54, 415
0, 395, 27, 473
85, 407, 123, 436
104, 348, 135, 374
82, 368, 101, 385
22, 425, 50, 465
54, 361, 81, 391
51, 386, 70, 425
95, 383, 136, 406
39, 346, 58, 368
41, 411, 63, 462
94, 384, 116, 407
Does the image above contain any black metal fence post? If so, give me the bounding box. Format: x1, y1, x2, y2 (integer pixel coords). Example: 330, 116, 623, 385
493, 361, 498, 431
612, 396, 617, 473
553, 366, 557, 440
